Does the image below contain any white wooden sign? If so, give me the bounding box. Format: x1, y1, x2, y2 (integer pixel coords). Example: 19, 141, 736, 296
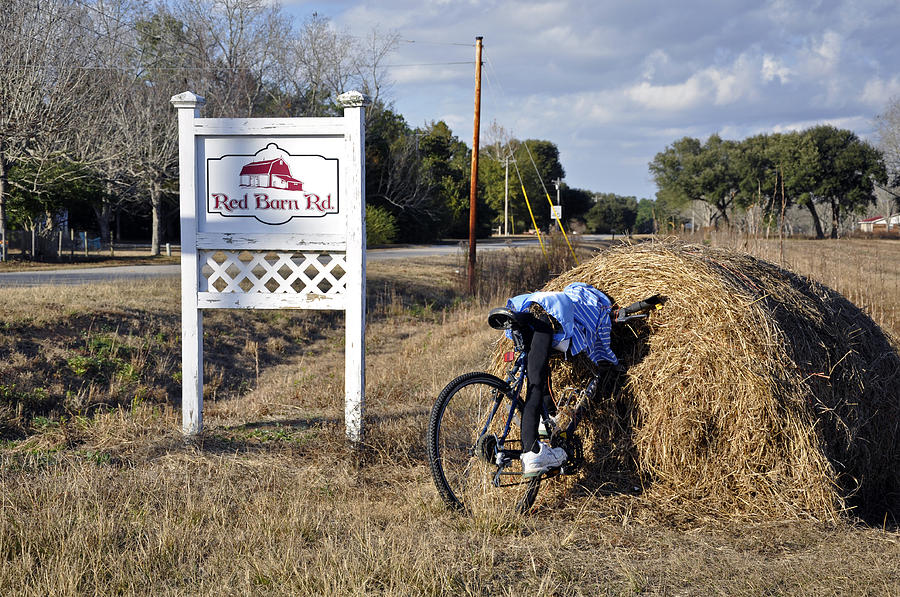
171, 90, 370, 441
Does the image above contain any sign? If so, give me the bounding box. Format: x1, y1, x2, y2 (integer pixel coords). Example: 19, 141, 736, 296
550, 205, 563, 220
171, 90, 370, 442
200, 139, 347, 235
206, 143, 339, 225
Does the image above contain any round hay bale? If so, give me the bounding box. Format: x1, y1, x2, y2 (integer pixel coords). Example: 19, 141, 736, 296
491, 241, 900, 522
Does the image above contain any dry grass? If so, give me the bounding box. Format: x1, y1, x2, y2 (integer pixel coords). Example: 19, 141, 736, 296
685, 231, 900, 333
1, 242, 899, 595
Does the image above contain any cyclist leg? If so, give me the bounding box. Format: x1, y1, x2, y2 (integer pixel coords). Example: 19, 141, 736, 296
522, 318, 554, 454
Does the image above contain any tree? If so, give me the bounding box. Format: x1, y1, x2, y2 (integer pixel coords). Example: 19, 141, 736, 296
98, 6, 198, 255
874, 96, 900, 222
0, 0, 100, 260
559, 186, 594, 225
418, 121, 471, 238
650, 128, 885, 239
875, 96, 900, 186
803, 126, 885, 238
648, 137, 701, 206
766, 132, 822, 237
649, 135, 742, 227
482, 138, 565, 233
5, 158, 104, 255
585, 193, 637, 234
732, 132, 818, 236
635, 198, 657, 233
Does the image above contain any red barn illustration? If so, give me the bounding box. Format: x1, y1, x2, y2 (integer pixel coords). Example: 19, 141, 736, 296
239, 157, 303, 191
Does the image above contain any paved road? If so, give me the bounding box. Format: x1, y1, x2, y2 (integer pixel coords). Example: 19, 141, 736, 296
0, 264, 182, 287
0, 235, 613, 287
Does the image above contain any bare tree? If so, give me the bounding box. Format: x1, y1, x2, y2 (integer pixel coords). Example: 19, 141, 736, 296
176, 0, 291, 117
354, 26, 399, 112
482, 120, 513, 163
370, 134, 436, 220
876, 96, 900, 184
270, 13, 396, 118
0, 0, 100, 259
875, 96, 900, 227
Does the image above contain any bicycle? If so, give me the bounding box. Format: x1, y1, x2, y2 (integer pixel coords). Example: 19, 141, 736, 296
426, 294, 665, 513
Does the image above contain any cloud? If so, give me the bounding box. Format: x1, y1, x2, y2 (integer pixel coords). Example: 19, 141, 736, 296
762, 55, 791, 84
771, 115, 873, 134
641, 50, 670, 81
625, 54, 760, 111
815, 30, 842, 68
862, 77, 900, 108
626, 79, 705, 111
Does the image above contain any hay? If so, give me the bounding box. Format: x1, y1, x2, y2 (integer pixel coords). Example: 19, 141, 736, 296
491, 241, 900, 522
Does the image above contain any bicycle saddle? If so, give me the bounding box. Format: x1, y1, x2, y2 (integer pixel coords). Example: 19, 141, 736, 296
487, 307, 529, 330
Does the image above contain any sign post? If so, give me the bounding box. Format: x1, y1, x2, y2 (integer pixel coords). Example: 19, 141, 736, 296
171, 90, 370, 441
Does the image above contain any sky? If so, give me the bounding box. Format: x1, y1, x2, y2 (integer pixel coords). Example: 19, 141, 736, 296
285, 0, 900, 200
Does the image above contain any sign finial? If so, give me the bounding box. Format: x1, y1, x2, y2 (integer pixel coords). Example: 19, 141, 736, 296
337, 91, 371, 108
170, 91, 206, 109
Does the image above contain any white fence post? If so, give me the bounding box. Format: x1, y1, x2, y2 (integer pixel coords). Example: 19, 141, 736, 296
171, 91, 206, 435
339, 91, 369, 443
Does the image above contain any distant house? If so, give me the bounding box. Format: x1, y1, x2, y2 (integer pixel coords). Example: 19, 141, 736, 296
239, 158, 303, 191
858, 214, 900, 233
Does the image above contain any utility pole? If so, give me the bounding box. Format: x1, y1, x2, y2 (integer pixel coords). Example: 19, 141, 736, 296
503, 155, 509, 236
467, 36, 483, 295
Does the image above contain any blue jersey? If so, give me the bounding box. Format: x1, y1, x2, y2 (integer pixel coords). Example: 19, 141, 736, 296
506, 282, 618, 365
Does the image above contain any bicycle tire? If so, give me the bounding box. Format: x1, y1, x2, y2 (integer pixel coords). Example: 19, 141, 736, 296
426, 372, 541, 514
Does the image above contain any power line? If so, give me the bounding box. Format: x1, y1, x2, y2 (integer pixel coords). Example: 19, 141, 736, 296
399, 39, 474, 47
69, 0, 139, 32
383, 61, 473, 68
25, 0, 147, 57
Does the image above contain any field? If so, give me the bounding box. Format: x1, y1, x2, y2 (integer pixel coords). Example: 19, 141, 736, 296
1, 237, 899, 595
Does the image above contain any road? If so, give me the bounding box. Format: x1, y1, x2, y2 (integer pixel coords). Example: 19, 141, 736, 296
0, 235, 613, 287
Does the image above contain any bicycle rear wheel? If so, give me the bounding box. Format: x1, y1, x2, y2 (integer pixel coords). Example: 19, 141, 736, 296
426, 372, 541, 514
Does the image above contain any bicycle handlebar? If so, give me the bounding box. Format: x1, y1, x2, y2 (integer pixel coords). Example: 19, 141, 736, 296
615, 294, 667, 323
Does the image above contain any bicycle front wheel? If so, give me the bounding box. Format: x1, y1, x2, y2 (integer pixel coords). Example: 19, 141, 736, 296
426, 372, 541, 514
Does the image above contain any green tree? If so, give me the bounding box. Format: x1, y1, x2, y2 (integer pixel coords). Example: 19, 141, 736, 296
482, 139, 565, 233
6, 158, 104, 256
635, 198, 657, 233
585, 193, 637, 233
766, 132, 822, 236
648, 137, 701, 207
803, 126, 885, 238
559, 186, 594, 225
693, 135, 742, 225
418, 121, 471, 238
365, 205, 397, 245
364, 111, 492, 242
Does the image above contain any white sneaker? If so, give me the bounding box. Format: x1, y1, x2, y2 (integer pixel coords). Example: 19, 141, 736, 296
520, 441, 567, 477
538, 415, 558, 437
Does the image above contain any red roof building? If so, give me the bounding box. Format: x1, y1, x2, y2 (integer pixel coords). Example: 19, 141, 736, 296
858, 214, 900, 233
239, 158, 303, 191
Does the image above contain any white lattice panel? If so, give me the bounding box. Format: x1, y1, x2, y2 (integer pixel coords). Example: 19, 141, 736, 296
197, 250, 347, 309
